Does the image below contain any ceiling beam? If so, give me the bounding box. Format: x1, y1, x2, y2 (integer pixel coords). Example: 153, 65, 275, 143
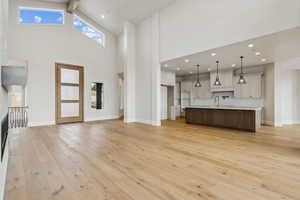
67, 0, 80, 14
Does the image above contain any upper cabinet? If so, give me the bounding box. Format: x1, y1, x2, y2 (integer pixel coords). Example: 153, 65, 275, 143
210, 70, 233, 92
161, 71, 176, 86
234, 73, 262, 98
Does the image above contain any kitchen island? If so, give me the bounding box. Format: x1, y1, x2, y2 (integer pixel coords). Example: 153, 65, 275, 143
185, 106, 262, 132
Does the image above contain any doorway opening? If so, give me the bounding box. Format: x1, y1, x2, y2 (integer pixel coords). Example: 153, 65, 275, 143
55, 63, 84, 124
161, 85, 176, 121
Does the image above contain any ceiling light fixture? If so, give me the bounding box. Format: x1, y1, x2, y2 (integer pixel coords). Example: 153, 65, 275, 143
101, 15, 105, 19
211, 53, 217, 57
214, 61, 222, 86
189, 71, 193, 74
232, 64, 236, 67
261, 58, 267, 62
208, 68, 211, 71
237, 56, 246, 84
248, 44, 254, 48
255, 52, 261, 56
185, 59, 190, 63
194, 64, 202, 87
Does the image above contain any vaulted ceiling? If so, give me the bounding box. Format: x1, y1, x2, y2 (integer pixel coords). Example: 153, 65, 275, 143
37, 0, 175, 34
80, 0, 175, 34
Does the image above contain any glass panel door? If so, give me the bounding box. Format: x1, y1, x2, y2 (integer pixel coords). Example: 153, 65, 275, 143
55, 63, 84, 124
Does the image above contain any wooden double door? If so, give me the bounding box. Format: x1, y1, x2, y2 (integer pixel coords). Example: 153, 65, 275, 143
55, 63, 84, 124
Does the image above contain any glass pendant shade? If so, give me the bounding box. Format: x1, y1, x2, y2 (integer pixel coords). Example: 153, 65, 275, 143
214, 76, 221, 86
195, 81, 202, 87
238, 74, 247, 84
194, 64, 201, 87
214, 61, 222, 86
237, 56, 247, 84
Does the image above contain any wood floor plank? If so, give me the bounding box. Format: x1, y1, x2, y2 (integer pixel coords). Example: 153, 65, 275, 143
5, 119, 300, 200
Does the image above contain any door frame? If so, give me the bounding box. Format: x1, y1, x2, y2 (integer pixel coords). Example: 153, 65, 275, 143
55, 63, 84, 124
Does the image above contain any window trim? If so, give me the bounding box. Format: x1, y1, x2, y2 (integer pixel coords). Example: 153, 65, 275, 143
18, 6, 65, 25
73, 15, 106, 47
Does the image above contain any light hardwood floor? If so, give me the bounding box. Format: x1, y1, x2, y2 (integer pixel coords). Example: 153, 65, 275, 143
5, 119, 300, 200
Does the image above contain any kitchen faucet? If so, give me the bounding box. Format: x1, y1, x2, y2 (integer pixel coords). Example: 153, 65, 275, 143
214, 96, 220, 107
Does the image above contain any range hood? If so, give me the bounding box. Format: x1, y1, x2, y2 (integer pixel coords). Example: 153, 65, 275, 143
211, 87, 234, 92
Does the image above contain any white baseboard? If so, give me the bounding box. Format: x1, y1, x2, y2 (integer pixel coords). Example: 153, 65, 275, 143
262, 120, 274, 126
28, 121, 55, 127
282, 120, 300, 125
123, 117, 137, 123
263, 120, 300, 126
28, 115, 121, 127
85, 115, 120, 122
152, 120, 161, 126
135, 119, 152, 125
135, 119, 161, 126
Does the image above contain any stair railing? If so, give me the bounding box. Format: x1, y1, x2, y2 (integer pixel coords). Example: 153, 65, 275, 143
8, 107, 28, 128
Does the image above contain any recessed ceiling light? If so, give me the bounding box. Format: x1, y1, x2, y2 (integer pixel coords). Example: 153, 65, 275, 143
101, 15, 105, 19
164, 64, 168, 67
255, 52, 261, 56
177, 68, 180, 71
261, 58, 267, 62
232, 64, 236, 67
211, 53, 217, 57
185, 59, 190, 63
248, 44, 254, 48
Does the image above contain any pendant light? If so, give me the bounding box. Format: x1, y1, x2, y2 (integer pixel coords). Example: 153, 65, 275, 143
194, 64, 202, 87
214, 61, 222, 86
237, 56, 247, 84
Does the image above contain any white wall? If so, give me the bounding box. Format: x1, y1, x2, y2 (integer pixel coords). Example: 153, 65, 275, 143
135, 13, 161, 126
133, 0, 300, 127
0, 0, 9, 199
8, 0, 120, 126
159, 0, 300, 61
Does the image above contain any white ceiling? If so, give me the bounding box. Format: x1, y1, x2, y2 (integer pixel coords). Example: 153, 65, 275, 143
35, 0, 174, 34
78, 0, 175, 34
162, 27, 300, 76
37, 0, 68, 3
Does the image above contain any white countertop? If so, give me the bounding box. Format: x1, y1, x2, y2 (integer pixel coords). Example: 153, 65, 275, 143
185, 105, 262, 111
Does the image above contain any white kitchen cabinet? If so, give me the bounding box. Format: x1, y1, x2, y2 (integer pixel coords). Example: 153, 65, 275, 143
210, 70, 233, 91
234, 73, 262, 98
179, 81, 192, 109
161, 71, 176, 86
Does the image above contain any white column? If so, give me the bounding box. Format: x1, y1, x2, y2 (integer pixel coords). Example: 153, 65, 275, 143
123, 22, 136, 123
274, 57, 300, 126
151, 13, 161, 126
274, 62, 283, 127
